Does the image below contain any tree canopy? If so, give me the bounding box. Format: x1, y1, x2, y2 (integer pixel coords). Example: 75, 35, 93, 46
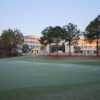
40, 26, 65, 45
40, 24, 80, 55
1, 28, 24, 56
14, 29, 24, 45
1, 29, 15, 48
85, 15, 100, 56
86, 15, 100, 40
63, 23, 80, 55
1, 29, 24, 47
63, 23, 80, 45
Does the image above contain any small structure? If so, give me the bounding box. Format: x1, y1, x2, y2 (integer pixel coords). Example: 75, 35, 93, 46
32, 47, 40, 55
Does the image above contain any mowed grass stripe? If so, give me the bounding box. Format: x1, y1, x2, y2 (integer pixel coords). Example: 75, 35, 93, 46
0, 58, 100, 90
8, 55, 100, 66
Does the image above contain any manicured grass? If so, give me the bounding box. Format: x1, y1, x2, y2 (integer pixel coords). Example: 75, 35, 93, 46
0, 56, 100, 100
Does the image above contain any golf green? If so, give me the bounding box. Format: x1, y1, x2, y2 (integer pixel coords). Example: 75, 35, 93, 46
0, 56, 100, 100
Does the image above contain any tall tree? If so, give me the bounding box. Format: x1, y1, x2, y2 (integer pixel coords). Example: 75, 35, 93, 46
49, 26, 65, 54
1, 29, 15, 49
14, 29, 24, 45
63, 23, 80, 56
40, 26, 53, 46
40, 26, 65, 54
86, 15, 100, 56
1, 29, 24, 56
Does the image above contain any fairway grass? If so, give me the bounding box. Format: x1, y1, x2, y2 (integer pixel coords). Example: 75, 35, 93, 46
0, 56, 100, 100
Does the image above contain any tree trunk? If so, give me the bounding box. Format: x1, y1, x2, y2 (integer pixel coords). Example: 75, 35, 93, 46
56, 42, 58, 56
96, 32, 99, 56
96, 38, 99, 56
69, 42, 71, 56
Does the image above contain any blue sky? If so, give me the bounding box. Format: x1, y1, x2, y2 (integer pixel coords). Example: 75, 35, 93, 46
0, 0, 100, 36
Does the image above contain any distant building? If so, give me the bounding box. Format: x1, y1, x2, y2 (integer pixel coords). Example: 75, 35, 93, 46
24, 35, 41, 54
45, 39, 100, 56
78, 39, 97, 56
24, 35, 99, 56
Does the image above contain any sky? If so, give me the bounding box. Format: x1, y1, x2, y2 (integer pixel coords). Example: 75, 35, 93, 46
0, 0, 100, 36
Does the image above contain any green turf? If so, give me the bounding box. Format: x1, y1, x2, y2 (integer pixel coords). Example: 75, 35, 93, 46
0, 56, 100, 100
10, 55, 100, 65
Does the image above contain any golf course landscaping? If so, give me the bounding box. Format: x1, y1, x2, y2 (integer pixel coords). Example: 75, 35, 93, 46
0, 56, 100, 100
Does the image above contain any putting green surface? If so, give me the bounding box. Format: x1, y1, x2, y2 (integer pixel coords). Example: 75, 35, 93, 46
0, 56, 100, 100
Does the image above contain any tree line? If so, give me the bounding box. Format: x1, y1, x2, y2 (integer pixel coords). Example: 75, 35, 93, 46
40, 15, 100, 56
40, 23, 80, 56
0, 15, 100, 57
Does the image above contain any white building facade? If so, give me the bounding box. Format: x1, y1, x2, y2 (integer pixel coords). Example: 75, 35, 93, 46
45, 39, 99, 56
